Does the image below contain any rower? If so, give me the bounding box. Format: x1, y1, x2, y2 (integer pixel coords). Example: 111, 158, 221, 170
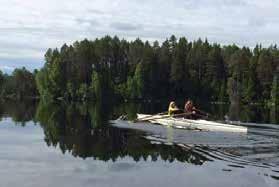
184, 100, 197, 119
168, 101, 180, 116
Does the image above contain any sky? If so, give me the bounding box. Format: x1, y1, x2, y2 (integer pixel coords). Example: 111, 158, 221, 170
0, 0, 279, 73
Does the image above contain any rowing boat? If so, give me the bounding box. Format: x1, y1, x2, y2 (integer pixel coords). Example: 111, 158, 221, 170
137, 114, 247, 133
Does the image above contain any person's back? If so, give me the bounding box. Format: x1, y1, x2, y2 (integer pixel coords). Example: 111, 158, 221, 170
168, 101, 179, 116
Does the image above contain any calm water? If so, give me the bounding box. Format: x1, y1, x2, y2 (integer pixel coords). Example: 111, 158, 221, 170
0, 100, 279, 187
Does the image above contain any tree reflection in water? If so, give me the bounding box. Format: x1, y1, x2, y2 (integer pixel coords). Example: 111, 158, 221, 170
0, 99, 38, 125
34, 101, 208, 165
1, 100, 279, 166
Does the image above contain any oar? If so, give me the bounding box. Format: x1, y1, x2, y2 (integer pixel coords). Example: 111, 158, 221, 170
192, 112, 209, 119
195, 109, 220, 120
134, 111, 168, 122
194, 108, 211, 117
135, 112, 192, 122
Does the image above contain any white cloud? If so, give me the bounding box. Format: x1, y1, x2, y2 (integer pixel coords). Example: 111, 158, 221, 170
0, 65, 14, 70
0, 0, 279, 71
0, 65, 15, 74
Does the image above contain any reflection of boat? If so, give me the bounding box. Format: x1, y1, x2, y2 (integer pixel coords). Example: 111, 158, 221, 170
137, 114, 248, 133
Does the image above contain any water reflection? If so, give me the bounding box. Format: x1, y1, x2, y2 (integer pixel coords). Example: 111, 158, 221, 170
1, 100, 279, 124
221, 102, 279, 124
0, 99, 38, 125
1, 101, 279, 153
0, 100, 279, 184
33, 101, 208, 164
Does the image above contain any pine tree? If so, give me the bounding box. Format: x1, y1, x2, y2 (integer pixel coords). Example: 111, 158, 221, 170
270, 67, 279, 105
134, 62, 145, 98
227, 50, 249, 103
170, 37, 189, 96
256, 50, 274, 101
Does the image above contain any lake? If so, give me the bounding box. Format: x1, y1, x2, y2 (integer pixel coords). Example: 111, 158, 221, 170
0, 100, 279, 187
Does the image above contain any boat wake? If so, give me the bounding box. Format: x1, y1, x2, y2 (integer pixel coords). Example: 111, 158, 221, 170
111, 119, 279, 180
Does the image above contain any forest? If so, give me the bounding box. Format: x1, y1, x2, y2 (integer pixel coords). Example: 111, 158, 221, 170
0, 67, 37, 99
1, 35, 279, 105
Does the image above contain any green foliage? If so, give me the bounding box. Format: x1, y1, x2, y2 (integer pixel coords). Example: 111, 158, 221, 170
227, 50, 250, 103
35, 68, 47, 97
242, 65, 257, 103
133, 62, 145, 98
0, 70, 4, 96
256, 50, 274, 101
77, 83, 89, 101
0, 68, 37, 99
218, 81, 227, 102
270, 69, 279, 105
13, 68, 37, 99
91, 70, 103, 100
170, 37, 190, 95
126, 76, 137, 99
14, 35, 278, 104
48, 58, 65, 97
90, 69, 113, 100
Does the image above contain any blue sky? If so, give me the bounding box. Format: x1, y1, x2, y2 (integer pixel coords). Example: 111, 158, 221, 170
0, 0, 279, 73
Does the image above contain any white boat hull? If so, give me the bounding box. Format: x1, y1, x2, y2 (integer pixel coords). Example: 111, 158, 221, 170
137, 114, 247, 133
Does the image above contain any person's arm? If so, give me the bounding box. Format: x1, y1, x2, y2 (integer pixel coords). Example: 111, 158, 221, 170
190, 106, 196, 114
170, 107, 178, 111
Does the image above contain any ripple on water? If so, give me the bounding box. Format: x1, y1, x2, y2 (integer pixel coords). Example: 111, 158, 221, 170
112, 119, 279, 181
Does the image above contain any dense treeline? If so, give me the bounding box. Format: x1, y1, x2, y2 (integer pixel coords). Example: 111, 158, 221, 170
2, 35, 279, 104
0, 68, 38, 99
35, 35, 279, 104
